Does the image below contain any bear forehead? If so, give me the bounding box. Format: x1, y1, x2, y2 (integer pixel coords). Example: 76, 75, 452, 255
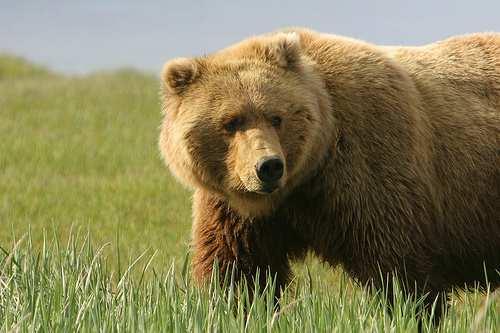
190, 66, 296, 106
200, 62, 282, 88
191, 83, 293, 116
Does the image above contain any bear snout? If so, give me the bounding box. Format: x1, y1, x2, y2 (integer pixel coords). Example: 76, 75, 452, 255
255, 156, 284, 192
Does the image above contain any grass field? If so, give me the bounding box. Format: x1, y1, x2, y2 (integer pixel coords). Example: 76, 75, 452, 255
0, 55, 498, 332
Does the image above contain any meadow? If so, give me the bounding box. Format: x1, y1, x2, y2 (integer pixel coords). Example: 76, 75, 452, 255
0, 55, 498, 332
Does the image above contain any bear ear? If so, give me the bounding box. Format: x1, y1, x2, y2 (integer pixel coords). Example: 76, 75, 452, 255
161, 58, 199, 94
262, 32, 301, 69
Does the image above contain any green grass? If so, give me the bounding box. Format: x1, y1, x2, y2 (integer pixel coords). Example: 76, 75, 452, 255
0, 54, 498, 332
1, 231, 498, 332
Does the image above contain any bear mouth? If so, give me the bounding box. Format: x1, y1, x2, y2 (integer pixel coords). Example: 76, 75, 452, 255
235, 183, 280, 198
255, 183, 279, 194
236, 175, 282, 196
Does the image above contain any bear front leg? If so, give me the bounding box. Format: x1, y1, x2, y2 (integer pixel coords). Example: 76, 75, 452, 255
191, 190, 292, 301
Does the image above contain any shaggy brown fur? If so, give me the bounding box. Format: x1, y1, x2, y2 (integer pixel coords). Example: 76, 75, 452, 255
159, 28, 500, 323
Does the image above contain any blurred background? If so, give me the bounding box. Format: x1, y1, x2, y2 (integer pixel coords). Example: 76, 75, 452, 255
2, 0, 500, 75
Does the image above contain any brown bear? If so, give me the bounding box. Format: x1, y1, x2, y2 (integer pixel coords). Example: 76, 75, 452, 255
159, 28, 500, 323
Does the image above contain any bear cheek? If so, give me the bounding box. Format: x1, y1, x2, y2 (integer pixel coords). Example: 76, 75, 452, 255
185, 125, 229, 191
281, 119, 310, 177
282, 140, 302, 177
160, 122, 203, 189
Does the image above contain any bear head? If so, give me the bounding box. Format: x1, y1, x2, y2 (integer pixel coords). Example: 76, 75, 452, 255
159, 32, 333, 217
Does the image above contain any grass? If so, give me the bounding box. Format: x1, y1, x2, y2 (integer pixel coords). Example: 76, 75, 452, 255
0, 54, 498, 332
1, 231, 498, 332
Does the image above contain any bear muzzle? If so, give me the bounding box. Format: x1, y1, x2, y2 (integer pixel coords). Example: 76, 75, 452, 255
255, 155, 284, 193
252, 155, 285, 194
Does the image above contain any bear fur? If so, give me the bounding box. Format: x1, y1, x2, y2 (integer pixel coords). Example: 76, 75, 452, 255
159, 28, 500, 321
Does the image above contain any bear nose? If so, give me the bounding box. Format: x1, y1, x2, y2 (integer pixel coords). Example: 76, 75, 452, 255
256, 156, 284, 183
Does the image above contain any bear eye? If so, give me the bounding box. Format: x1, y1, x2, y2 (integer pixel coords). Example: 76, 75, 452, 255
223, 116, 245, 133
270, 116, 282, 128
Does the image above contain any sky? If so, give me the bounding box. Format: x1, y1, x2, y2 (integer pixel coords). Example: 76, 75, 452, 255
2, 0, 500, 74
